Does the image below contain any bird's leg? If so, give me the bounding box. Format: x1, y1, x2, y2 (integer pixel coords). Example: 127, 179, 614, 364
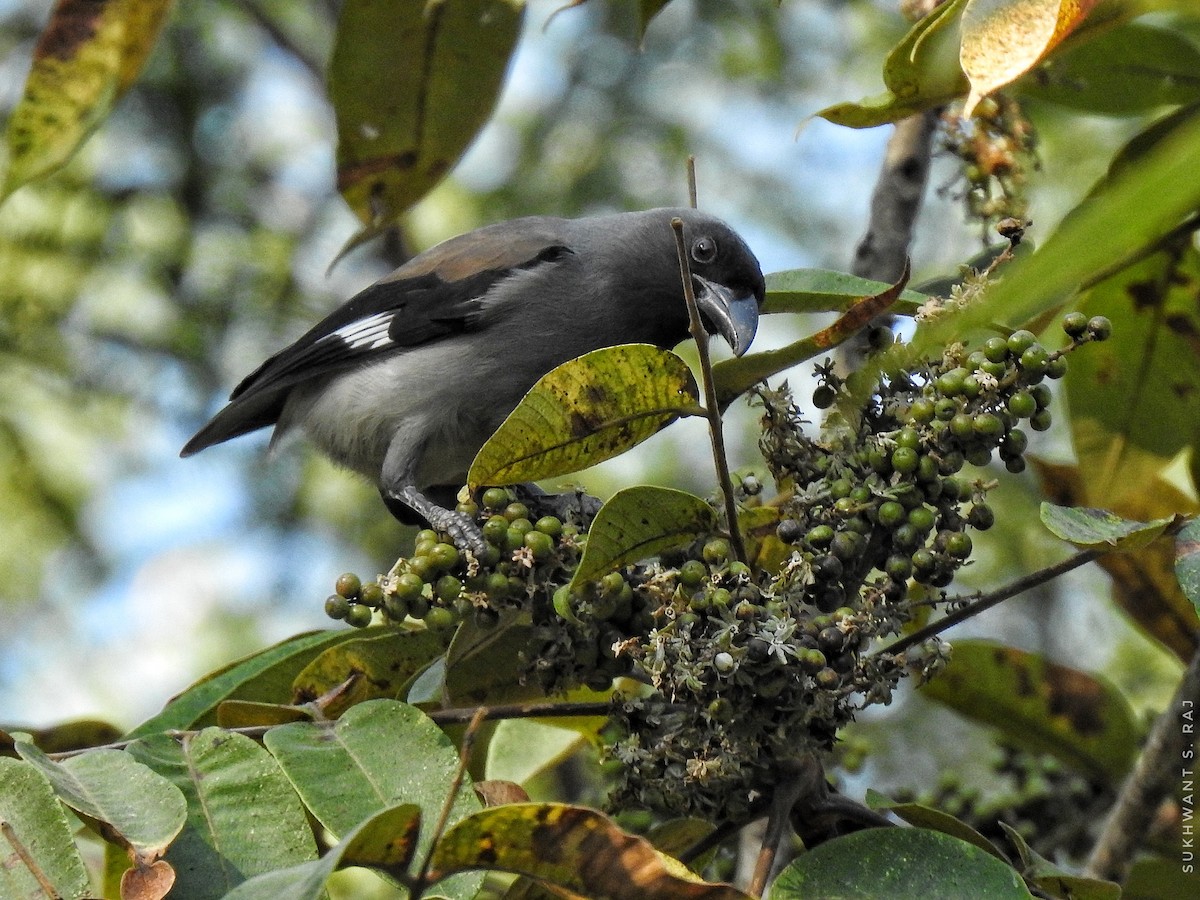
382, 485, 487, 556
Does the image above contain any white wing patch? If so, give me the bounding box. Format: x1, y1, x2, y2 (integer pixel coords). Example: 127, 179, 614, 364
327, 311, 395, 351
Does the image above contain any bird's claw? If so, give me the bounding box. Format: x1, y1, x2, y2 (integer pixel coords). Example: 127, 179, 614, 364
427, 508, 487, 557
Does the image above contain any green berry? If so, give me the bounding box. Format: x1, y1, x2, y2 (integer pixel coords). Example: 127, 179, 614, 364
504, 502, 531, 523
359, 582, 385, 608
425, 606, 458, 632
345, 604, 374, 628
1030, 409, 1053, 431
1046, 355, 1068, 379
983, 336, 1010, 363
482, 515, 509, 545
973, 412, 1004, 438
891, 446, 919, 474
325, 594, 351, 620
1030, 383, 1052, 409
1007, 391, 1036, 419
407, 554, 434, 582
815, 667, 842, 690
934, 397, 959, 421
524, 530, 555, 560
936, 368, 967, 397
877, 500, 905, 528
885, 554, 913, 580
896, 427, 921, 450
1062, 311, 1088, 337
703, 538, 732, 565
1086, 316, 1112, 341
966, 447, 992, 466
1005, 455, 1027, 473
435, 575, 462, 603
830, 530, 862, 561
945, 532, 973, 559
482, 487, 510, 511
907, 506, 936, 534
535, 516, 563, 537
806, 525, 835, 547
909, 398, 935, 423
950, 413, 975, 440
1019, 345, 1049, 375
393, 572, 425, 600
334, 572, 362, 600
679, 559, 707, 586
428, 542, 460, 572
1007, 330, 1037, 355
1000, 428, 1029, 456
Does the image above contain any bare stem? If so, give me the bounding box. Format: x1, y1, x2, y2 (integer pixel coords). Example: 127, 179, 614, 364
671, 217, 748, 563
875, 548, 1102, 658
1084, 643, 1200, 883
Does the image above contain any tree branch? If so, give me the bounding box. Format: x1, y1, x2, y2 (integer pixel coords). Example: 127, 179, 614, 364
1084, 643, 1200, 883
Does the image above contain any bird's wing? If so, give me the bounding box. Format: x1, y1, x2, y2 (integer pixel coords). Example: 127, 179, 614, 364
181, 219, 571, 455
230, 219, 572, 401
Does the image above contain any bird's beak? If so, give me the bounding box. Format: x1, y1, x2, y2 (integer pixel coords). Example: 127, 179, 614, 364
693, 275, 760, 357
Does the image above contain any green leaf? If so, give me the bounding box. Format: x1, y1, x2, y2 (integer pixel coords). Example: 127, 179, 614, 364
329, 0, 524, 246
816, 0, 968, 128
1039, 502, 1175, 551
1066, 248, 1200, 507
123, 729, 318, 900
920, 640, 1139, 780
875, 104, 1200, 401
262, 699, 483, 898
223, 804, 422, 900
997, 822, 1121, 900
1019, 21, 1200, 115
1175, 517, 1200, 615
427, 803, 751, 899
1123, 857, 1200, 900
864, 790, 1005, 860
713, 268, 911, 406
760, 269, 928, 316
571, 486, 716, 588
443, 608, 540, 706
289, 627, 447, 718
0, 757, 91, 900
468, 344, 701, 490
126, 628, 369, 737
2, 0, 172, 201
15, 741, 186, 859
771, 827, 1032, 899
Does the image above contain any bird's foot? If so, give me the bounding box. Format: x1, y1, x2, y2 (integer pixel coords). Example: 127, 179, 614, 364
384, 485, 487, 557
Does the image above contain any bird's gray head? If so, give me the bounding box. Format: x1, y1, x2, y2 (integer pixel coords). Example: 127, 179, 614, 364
613, 208, 764, 357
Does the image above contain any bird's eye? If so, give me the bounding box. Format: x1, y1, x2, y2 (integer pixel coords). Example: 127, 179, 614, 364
691, 236, 718, 264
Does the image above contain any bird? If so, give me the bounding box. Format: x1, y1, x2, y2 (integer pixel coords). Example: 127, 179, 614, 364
181, 207, 765, 551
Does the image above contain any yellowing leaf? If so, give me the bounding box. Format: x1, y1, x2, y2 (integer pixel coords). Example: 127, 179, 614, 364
960, 0, 1100, 116
329, 0, 524, 253
571, 486, 716, 588
427, 803, 751, 899
2, 0, 173, 201
468, 344, 702, 490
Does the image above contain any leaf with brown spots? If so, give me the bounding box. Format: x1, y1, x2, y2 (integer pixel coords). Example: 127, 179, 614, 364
2, 0, 173, 201
427, 803, 751, 899
960, 0, 1102, 116
1174, 517, 1200, 616
469, 344, 702, 490
1034, 458, 1199, 661
329, 0, 524, 255
921, 640, 1140, 781
570, 486, 716, 588
1066, 247, 1200, 510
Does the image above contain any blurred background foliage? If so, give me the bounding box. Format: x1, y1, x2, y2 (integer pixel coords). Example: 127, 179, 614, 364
0, 0, 1193, 844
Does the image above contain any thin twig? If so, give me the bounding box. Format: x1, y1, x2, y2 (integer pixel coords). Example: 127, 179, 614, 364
748, 773, 807, 897
46, 699, 617, 759
1, 821, 60, 897
875, 548, 1102, 658
411, 707, 488, 896
687, 155, 698, 209
1084, 643, 1200, 883
671, 217, 748, 563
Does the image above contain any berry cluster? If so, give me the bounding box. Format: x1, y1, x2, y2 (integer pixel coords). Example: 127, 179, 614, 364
940, 94, 1038, 232
321, 313, 1111, 825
